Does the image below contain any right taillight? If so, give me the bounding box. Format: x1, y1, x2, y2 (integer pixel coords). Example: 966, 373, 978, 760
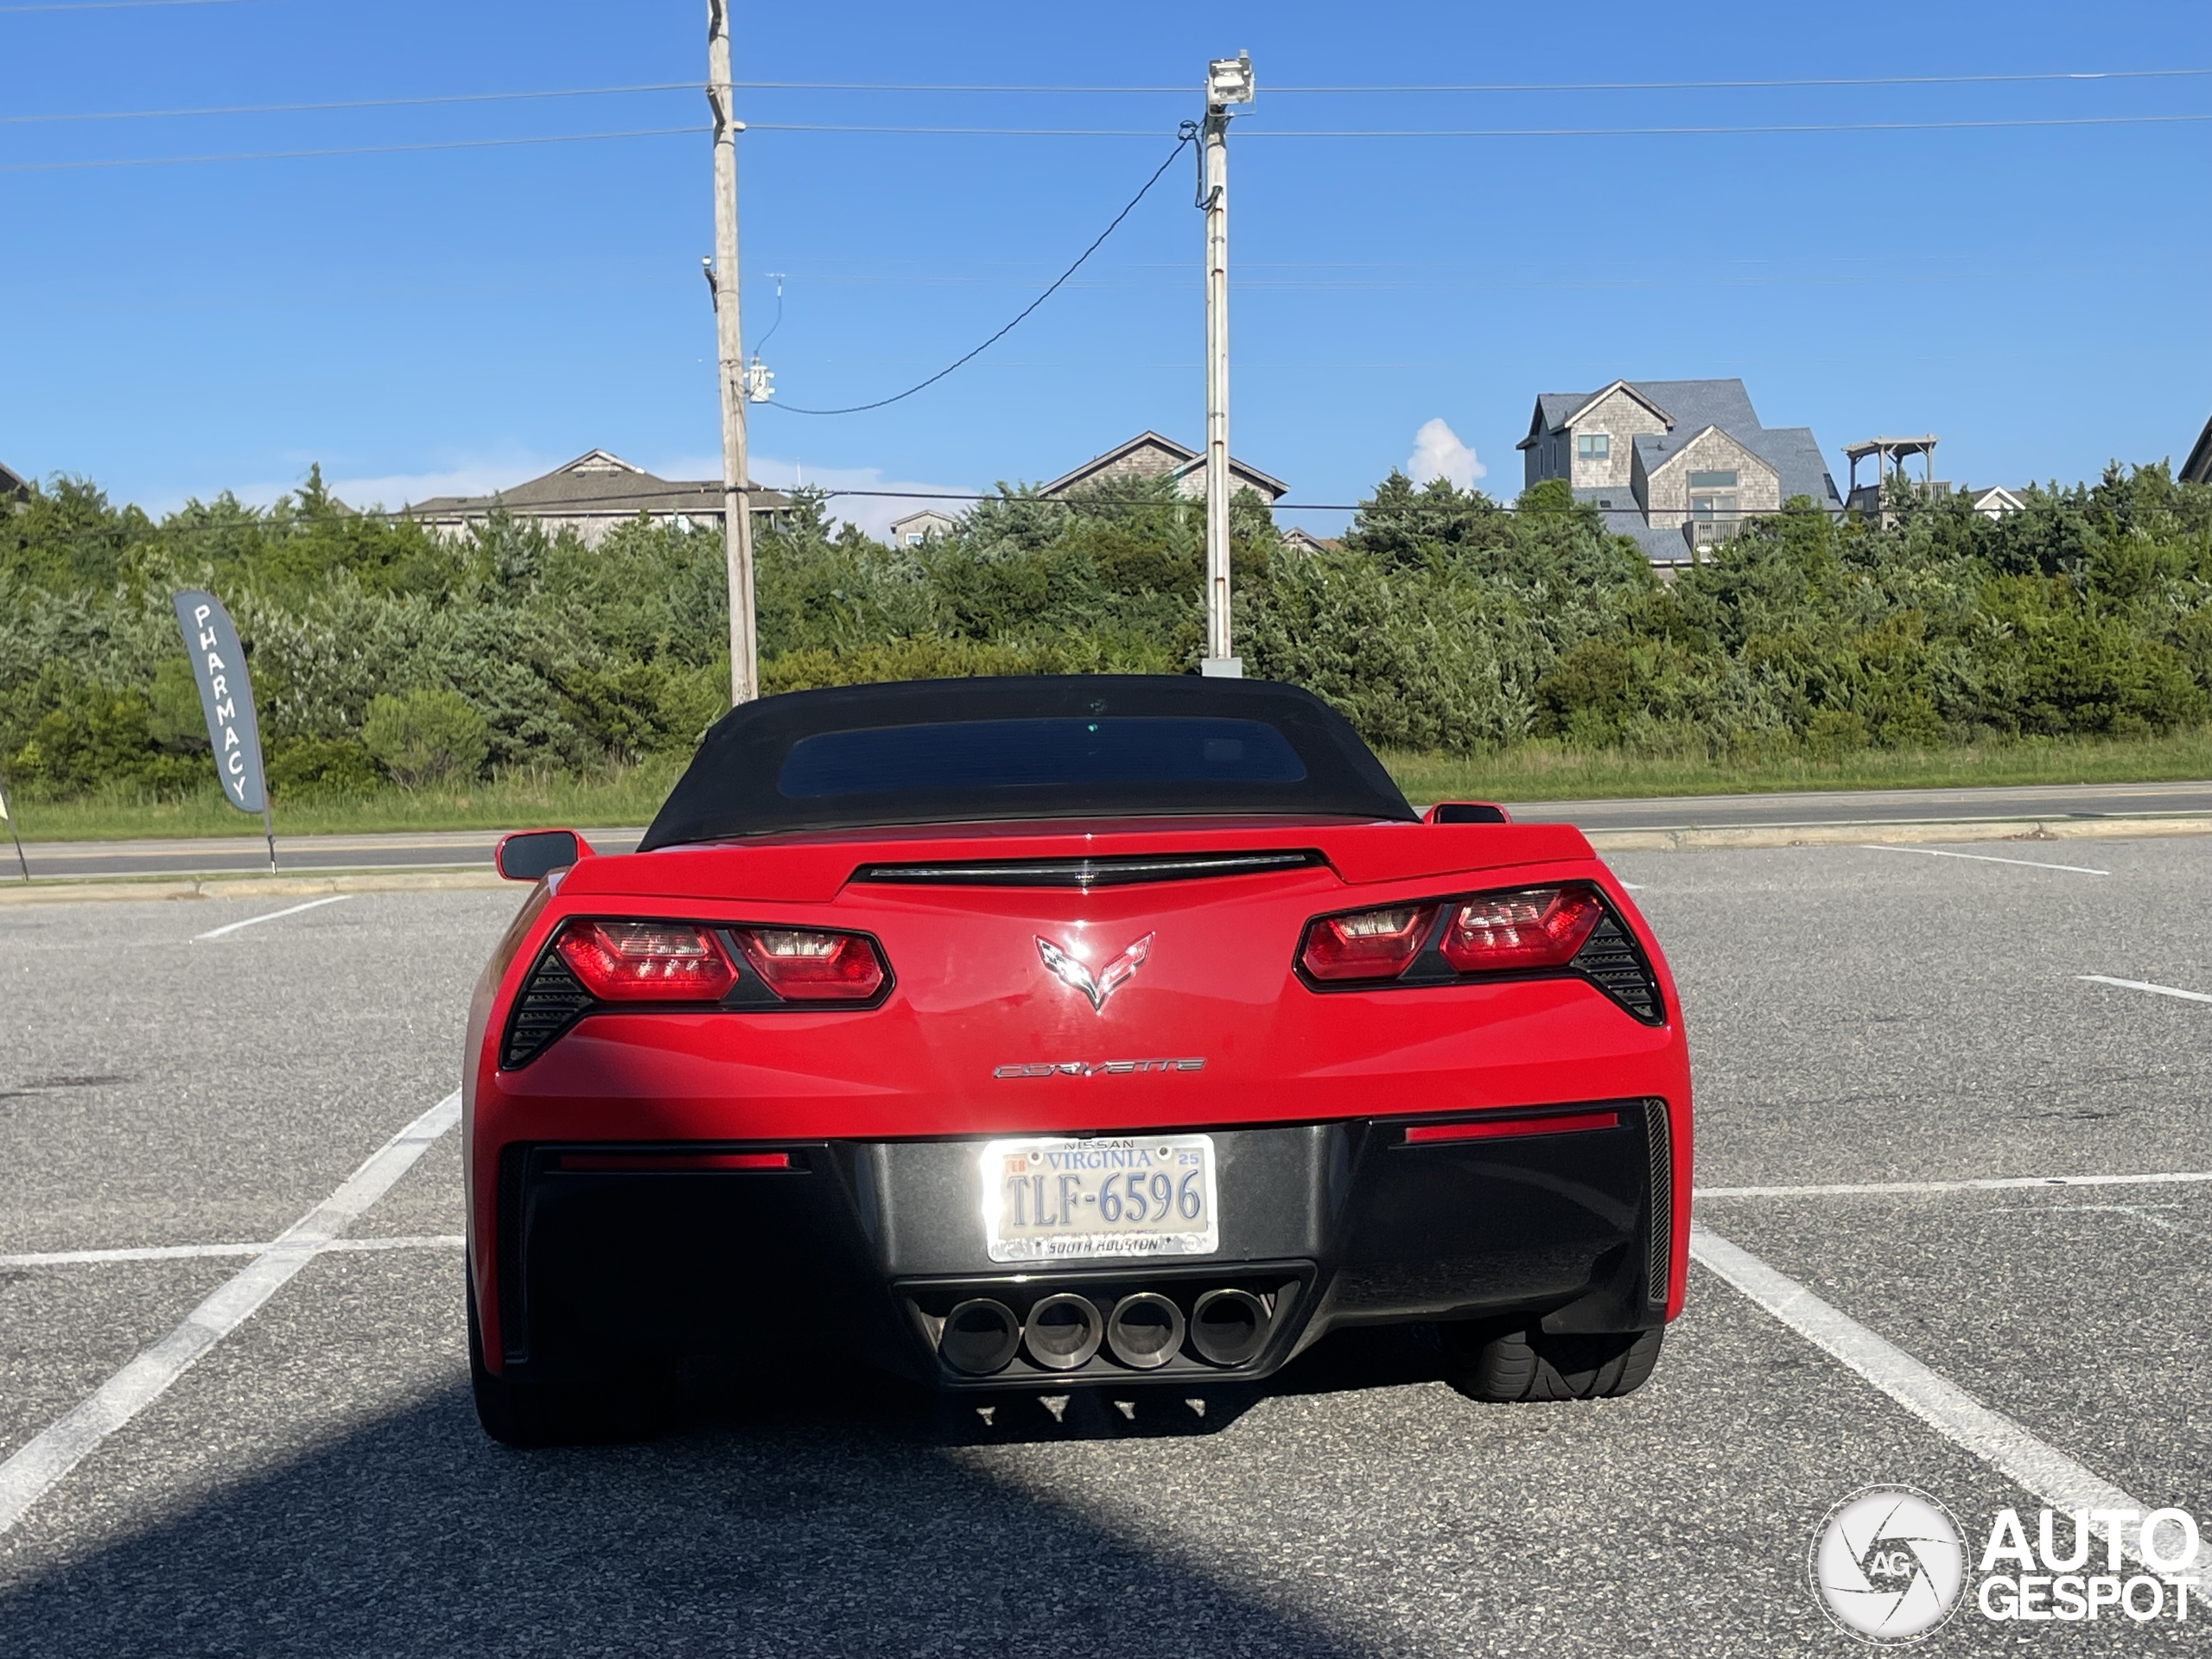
1437, 887, 1602, 972
1295, 883, 1663, 1022
1299, 904, 1438, 982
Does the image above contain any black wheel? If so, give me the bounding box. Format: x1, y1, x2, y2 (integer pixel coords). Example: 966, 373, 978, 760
1442, 1324, 1664, 1403
467, 1262, 584, 1446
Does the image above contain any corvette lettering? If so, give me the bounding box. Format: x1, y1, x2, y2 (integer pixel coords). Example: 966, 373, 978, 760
993, 1058, 1205, 1078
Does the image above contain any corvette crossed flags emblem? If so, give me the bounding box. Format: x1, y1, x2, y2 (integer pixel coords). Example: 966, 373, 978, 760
1035, 933, 1154, 1013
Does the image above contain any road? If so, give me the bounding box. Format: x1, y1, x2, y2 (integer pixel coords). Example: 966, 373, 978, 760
2, 832, 2205, 1654
16, 778, 2212, 880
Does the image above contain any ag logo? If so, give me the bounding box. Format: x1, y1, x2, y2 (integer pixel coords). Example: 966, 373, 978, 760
1809, 1486, 1967, 1643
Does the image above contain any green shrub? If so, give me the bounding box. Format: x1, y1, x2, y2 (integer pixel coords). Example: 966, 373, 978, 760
361, 689, 490, 789
267, 735, 381, 799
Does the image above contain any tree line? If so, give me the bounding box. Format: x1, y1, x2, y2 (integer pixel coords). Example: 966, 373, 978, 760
3, 459, 2208, 803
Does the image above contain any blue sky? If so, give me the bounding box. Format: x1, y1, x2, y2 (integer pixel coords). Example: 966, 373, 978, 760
4, 0, 2210, 538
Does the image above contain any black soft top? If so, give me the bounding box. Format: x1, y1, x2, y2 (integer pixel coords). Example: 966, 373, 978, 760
638, 675, 1417, 847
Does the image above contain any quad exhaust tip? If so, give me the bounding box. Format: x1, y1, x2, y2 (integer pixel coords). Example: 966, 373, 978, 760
940, 1298, 1021, 1376
1105, 1291, 1186, 1370
938, 1286, 1274, 1376
1023, 1293, 1104, 1370
1190, 1287, 1269, 1366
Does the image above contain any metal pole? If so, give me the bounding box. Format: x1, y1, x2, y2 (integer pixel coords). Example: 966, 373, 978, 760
709, 0, 759, 706
0, 774, 28, 883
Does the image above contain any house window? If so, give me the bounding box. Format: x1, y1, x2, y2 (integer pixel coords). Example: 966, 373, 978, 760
906, 532, 925, 546
1577, 433, 1610, 461
1688, 470, 1738, 489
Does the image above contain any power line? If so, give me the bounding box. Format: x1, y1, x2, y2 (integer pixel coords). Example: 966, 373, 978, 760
1243, 112, 2212, 137
707, 67, 2212, 94
0, 0, 261, 10
767, 126, 1198, 416
15, 109, 2210, 169
12, 65, 2209, 126
0, 82, 697, 125
0, 124, 706, 173
744, 111, 2212, 137
1268, 67, 2212, 93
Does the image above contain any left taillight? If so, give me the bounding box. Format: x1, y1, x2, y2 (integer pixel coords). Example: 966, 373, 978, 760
501, 918, 893, 1070
554, 920, 737, 1001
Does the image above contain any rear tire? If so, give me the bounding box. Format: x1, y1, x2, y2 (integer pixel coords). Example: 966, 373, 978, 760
467, 1262, 587, 1446
1442, 1324, 1663, 1402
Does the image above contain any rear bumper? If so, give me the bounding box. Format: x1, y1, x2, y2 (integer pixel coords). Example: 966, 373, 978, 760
489, 1101, 1675, 1391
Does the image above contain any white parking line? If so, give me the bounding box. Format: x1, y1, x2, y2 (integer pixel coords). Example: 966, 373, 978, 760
1987, 1202, 2209, 1240
1690, 1224, 2167, 1569
2080, 974, 2212, 1006
1860, 844, 2109, 876
0, 1090, 460, 1537
0, 1234, 464, 1270
194, 894, 351, 940
1697, 1169, 2212, 1199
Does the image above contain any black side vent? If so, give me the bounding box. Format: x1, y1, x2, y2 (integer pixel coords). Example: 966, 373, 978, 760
854, 849, 1324, 888
502, 957, 594, 1069
1573, 912, 1664, 1024
1643, 1099, 1672, 1313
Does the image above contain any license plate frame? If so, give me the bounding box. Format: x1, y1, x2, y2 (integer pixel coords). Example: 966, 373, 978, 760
980, 1134, 1220, 1263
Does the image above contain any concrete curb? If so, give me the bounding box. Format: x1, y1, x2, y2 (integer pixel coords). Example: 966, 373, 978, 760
1581, 816, 2212, 853
0, 868, 510, 906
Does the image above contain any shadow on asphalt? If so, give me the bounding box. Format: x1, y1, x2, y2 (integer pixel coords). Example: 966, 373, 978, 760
0, 1330, 1455, 1658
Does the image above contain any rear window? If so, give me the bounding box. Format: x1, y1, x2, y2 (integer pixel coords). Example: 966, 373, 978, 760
778, 717, 1306, 799
637, 675, 1416, 846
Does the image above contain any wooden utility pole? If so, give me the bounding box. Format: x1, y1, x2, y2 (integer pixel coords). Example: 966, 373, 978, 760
1200, 53, 1251, 677
707, 0, 758, 704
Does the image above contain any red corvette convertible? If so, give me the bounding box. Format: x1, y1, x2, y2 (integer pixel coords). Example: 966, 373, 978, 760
464, 676, 1691, 1443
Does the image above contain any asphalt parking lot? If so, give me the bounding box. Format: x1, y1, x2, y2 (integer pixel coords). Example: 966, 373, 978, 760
2, 836, 2208, 1656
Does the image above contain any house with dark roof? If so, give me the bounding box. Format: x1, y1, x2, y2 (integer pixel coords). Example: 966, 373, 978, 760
0, 459, 29, 505
1516, 379, 1843, 564
2184, 411, 2212, 486
404, 450, 790, 545
1040, 432, 1287, 505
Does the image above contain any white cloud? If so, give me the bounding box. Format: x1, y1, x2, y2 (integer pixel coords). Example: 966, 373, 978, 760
1404, 418, 1486, 490
736, 453, 979, 543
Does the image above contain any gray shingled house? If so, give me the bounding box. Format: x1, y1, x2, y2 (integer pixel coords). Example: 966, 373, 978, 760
2184, 411, 2212, 486
1040, 431, 1287, 505
404, 450, 790, 546
1516, 379, 1844, 565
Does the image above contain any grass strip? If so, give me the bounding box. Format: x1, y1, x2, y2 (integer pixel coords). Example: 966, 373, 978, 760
12, 730, 2211, 841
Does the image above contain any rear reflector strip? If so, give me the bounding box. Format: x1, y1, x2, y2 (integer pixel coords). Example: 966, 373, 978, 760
1643, 1099, 1672, 1312
854, 850, 1323, 888
556, 1152, 792, 1172
1400, 1110, 1620, 1145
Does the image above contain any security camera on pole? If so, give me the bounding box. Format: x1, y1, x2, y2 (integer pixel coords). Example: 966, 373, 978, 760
1199, 51, 1253, 679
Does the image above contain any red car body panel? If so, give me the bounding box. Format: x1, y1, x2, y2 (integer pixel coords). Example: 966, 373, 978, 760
464, 817, 1692, 1373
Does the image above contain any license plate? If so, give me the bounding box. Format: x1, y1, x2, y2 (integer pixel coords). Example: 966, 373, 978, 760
981, 1135, 1219, 1263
